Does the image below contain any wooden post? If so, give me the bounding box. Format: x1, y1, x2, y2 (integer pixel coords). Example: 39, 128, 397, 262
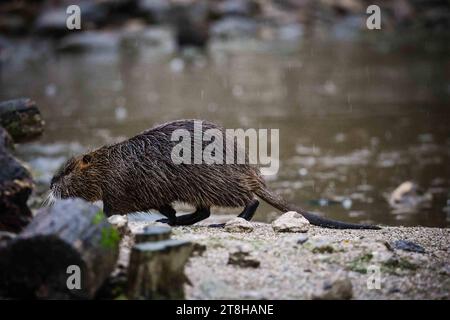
127, 239, 193, 299
0, 198, 120, 299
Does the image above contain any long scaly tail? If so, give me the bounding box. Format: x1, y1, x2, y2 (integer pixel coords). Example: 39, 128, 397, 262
255, 187, 380, 230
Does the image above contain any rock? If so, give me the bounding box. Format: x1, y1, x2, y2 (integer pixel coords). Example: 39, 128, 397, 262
388, 181, 432, 212
392, 240, 426, 254
224, 217, 254, 233
0, 198, 120, 299
108, 215, 128, 236
272, 211, 310, 233
228, 245, 260, 268
0, 98, 45, 143
312, 277, 353, 300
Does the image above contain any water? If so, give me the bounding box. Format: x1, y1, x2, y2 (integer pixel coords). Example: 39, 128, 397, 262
1, 36, 449, 227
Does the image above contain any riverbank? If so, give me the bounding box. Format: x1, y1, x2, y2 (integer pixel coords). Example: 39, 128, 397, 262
117, 214, 450, 300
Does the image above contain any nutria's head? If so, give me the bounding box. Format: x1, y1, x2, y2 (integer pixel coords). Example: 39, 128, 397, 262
50, 152, 104, 202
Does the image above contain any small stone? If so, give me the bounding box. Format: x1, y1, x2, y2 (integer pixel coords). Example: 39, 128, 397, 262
392, 240, 426, 253
108, 215, 129, 236
272, 211, 310, 233
312, 277, 353, 300
388, 181, 432, 211
224, 217, 254, 233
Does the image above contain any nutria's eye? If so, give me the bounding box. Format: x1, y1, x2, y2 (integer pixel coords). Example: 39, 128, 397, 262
82, 154, 92, 164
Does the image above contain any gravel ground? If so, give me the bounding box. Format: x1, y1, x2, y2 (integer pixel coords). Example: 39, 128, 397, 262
121, 214, 450, 300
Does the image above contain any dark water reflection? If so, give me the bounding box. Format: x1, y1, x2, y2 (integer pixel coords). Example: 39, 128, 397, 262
1, 38, 449, 227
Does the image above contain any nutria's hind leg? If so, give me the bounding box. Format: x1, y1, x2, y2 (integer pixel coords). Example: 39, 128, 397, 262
157, 204, 177, 225
175, 207, 211, 226
238, 199, 259, 221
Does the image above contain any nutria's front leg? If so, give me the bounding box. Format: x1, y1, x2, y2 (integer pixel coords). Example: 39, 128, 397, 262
103, 201, 113, 217
238, 199, 259, 221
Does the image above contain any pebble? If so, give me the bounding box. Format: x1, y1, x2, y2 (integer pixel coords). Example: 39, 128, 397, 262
108, 215, 128, 235
224, 217, 254, 233
393, 240, 426, 253
272, 211, 310, 233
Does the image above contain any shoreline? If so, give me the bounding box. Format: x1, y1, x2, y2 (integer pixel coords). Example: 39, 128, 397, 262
120, 214, 450, 300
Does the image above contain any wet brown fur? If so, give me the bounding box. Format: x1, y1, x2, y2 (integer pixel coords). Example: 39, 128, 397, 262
51, 120, 379, 229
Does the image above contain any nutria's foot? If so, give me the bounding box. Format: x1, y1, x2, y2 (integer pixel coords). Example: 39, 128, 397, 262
238, 199, 259, 221
157, 205, 177, 225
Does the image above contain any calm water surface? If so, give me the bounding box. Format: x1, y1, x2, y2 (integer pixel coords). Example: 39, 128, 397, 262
1, 36, 449, 227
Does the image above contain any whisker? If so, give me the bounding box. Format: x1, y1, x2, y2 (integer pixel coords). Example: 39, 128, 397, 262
41, 191, 53, 207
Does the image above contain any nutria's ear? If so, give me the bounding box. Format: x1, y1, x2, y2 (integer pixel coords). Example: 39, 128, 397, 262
82, 154, 92, 165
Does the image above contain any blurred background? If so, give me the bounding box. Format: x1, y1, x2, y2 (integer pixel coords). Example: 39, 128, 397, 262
0, 0, 449, 227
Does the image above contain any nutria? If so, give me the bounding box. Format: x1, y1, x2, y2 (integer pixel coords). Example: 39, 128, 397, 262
50, 119, 379, 229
